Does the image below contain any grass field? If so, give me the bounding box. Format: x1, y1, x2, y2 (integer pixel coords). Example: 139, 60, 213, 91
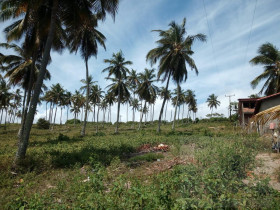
0, 121, 279, 209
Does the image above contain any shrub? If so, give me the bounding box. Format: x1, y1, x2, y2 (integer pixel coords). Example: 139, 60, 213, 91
36, 118, 50, 129
65, 119, 81, 124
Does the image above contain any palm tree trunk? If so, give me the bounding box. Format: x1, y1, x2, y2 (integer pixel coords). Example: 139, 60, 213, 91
172, 84, 180, 131
45, 102, 48, 120
14, 0, 59, 165
157, 71, 172, 132
81, 59, 90, 136
4, 109, 8, 130
96, 106, 99, 134
21, 90, 27, 122
107, 105, 110, 122
60, 106, 63, 125
49, 102, 52, 122
132, 108, 135, 129
182, 104, 184, 124
93, 104, 96, 123
138, 101, 146, 130
165, 100, 168, 121
115, 81, 121, 133
152, 103, 155, 124
52, 106, 58, 130
67, 106, 69, 122
80, 107, 83, 122
0, 109, 3, 125
126, 102, 128, 122
102, 109, 105, 128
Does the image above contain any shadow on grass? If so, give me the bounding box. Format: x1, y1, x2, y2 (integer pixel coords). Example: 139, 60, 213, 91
49, 144, 136, 168
29, 134, 83, 147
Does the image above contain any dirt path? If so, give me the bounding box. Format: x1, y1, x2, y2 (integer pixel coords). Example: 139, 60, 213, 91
254, 153, 280, 191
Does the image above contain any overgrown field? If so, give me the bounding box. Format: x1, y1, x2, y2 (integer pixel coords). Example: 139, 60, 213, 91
0, 121, 279, 209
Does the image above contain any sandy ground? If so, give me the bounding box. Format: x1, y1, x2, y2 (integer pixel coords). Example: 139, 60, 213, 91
252, 153, 280, 191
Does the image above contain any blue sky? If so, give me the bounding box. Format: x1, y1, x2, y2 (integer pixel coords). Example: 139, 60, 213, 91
1, 0, 280, 123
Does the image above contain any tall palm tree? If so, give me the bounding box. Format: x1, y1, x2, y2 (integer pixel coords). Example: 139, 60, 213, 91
102, 51, 132, 133
171, 85, 185, 129
64, 91, 72, 122
130, 98, 140, 128
104, 91, 115, 123
0, 43, 51, 136
71, 90, 83, 125
146, 18, 206, 132
136, 68, 158, 129
68, 15, 106, 137
159, 87, 171, 121
250, 43, 280, 96
206, 94, 220, 115
49, 83, 65, 129
1, 0, 119, 164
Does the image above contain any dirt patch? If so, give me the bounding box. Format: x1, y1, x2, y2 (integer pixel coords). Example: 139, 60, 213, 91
244, 153, 280, 191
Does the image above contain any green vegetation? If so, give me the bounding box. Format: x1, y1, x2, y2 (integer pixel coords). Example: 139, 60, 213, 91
36, 118, 50, 129
0, 122, 279, 209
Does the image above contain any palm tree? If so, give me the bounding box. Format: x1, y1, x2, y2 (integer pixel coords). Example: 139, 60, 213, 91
130, 98, 140, 128
100, 99, 107, 128
0, 78, 12, 128
0, 43, 51, 136
206, 94, 220, 115
171, 85, 185, 129
68, 14, 106, 137
136, 68, 158, 129
64, 91, 72, 122
185, 89, 196, 122
159, 87, 171, 121
49, 83, 65, 129
250, 43, 280, 96
146, 18, 206, 132
1, 0, 119, 165
71, 90, 83, 125
102, 51, 132, 133
104, 91, 115, 123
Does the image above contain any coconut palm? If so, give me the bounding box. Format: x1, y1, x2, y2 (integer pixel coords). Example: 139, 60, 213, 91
64, 91, 72, 122
146, 18, 206, 132
185, 89, 196, 122
206, 94, 220, 115
103, 51, 132, 133
68, 14, 106, 137
100, 99, 107, 128
130, 98, 140, 128
104, 91, 115, 123
0, 43, 51, 135
136, 68, 158, 129
49, 83, 65, 129
250, 43, 280, 96
159, 87, 171, 121
0, 78, 12, 127
1, 0, 119, 165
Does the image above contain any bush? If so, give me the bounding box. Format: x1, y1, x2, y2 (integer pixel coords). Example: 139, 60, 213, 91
65, 119, 81, 124
36, 118, 50, 129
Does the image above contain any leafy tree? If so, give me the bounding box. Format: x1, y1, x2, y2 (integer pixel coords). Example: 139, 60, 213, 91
146, 18, 206, 132
250, 42, 280, 95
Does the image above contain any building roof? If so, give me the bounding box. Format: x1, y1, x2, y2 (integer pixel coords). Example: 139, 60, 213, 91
238, 92, 280, 116
254, 92, 280, 114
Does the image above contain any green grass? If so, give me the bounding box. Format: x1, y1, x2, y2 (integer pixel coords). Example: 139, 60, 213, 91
0, 121, 279, 209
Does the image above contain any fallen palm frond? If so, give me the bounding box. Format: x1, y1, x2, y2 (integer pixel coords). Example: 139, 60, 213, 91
250, 105, 280, 127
